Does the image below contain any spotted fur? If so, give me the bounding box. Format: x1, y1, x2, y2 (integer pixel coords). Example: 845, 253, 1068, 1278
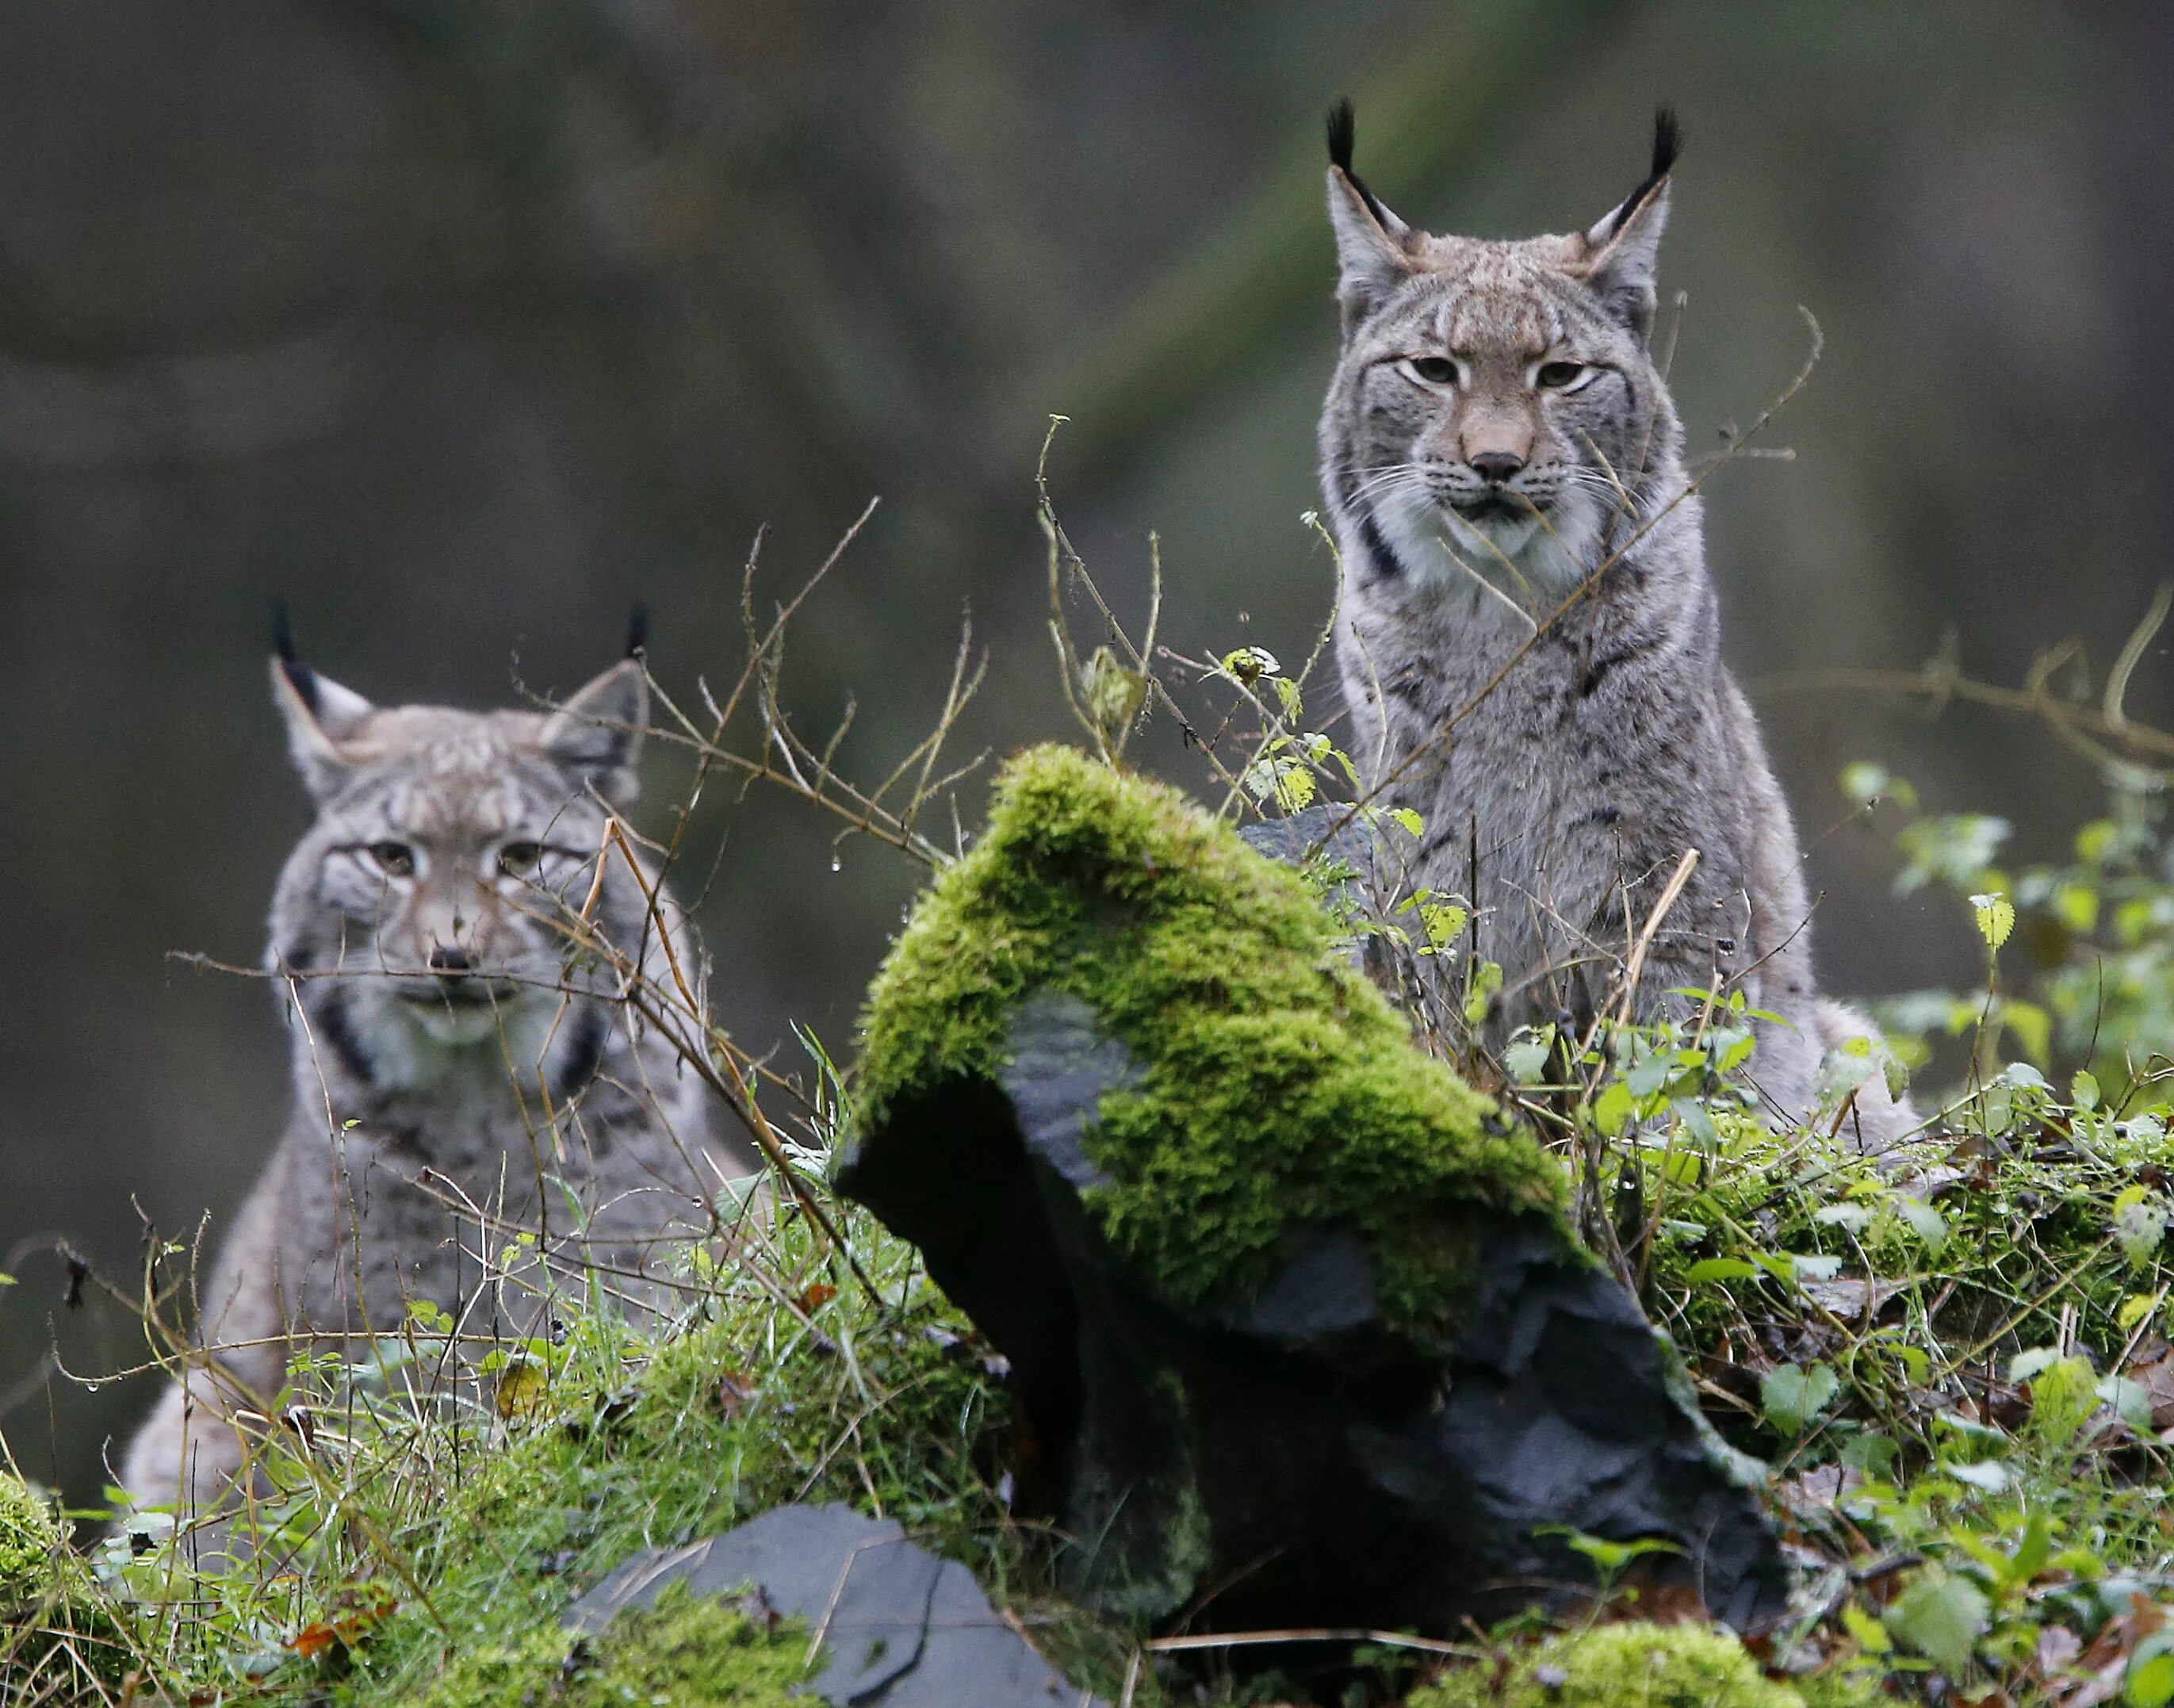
122, 649, 749, 1539
1317, 106, 1910, 1143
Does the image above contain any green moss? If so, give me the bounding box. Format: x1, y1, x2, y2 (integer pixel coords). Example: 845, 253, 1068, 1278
414, 1582, 811, 1707
855, 745, 1566, 1335
1409, 1622, 1885, 1708
0, 1469, 133, 1698
0, 1471, 61, 1607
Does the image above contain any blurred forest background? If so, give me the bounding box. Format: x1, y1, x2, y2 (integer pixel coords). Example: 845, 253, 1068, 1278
4, 0, 2172, 1504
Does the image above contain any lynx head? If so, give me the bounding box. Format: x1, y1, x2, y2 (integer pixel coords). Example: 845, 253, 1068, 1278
1319, 103, 1686, 600
265, 623, 668, 1103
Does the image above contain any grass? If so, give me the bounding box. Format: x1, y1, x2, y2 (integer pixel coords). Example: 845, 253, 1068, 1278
10, 1201, 1051, 1705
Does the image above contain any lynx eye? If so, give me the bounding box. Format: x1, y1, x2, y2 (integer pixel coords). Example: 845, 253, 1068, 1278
1406, 355, 1458, 385
1536, 360, 1589, 390
497, 841, 544, 877
368, 841, 415, 877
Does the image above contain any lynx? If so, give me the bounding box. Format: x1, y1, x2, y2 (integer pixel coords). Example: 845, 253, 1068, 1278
1317, 103, 1909, 1143
121, 630, 748, 1541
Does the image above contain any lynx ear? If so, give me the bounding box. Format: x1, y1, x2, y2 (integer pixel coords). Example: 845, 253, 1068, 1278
1575, 107, 1681, 342
1325, 99, 1414, 334
540, 658, 647, 804
269, 624, 376, 802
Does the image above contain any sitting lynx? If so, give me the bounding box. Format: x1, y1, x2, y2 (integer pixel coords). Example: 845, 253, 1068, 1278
121, 631, 748, 1539
1316, 104, 1911, 1145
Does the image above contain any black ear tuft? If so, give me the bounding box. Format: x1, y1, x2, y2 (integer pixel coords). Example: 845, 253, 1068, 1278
625, 601, 650, 661
1325, 97, 1397, 233
270, 599, 319, 712
1602, 105, 1684, 241
1326, 98, 1356, 175
1650, 105, 1682, 181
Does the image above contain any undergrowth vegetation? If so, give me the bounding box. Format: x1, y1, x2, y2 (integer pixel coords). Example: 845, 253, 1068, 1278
8, 469, 2174, 1705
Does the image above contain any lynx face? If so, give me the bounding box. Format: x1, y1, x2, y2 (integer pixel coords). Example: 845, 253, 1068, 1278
267, 654, 664, 1099
1319, 107, 1684, 605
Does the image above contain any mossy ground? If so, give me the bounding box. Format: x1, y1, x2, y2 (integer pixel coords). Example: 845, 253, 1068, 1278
412, 1582, 812, 1708
51, 1209, 1097, 1706
0, 1469, 63, 1605
854, 744, 1566, 1336
1407, 1622, 1884, 1708
1, 1465, 132, 1702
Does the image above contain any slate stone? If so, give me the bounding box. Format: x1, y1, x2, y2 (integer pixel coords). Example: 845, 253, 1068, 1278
566, 1501, 1100, 1706
836, 994, 1792, 1650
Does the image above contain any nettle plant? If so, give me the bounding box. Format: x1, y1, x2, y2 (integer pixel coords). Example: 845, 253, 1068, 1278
1855, 757, 2174, 1103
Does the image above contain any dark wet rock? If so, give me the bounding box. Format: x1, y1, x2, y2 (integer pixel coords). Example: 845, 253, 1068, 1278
843, 994, 1788, 1635
566, 1502, 1099, 1706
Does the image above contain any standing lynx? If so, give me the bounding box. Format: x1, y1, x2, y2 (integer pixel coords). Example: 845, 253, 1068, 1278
1317, 103, 1908, 1143
122, 633, 748, 1540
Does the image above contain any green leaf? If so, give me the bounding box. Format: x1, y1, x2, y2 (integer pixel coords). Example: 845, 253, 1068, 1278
1882, 1569, 1989, 1677
2115, 1194, 2168, 1270
2055, 882, 2100, 933
1840, 1603, 1893, 1656
1761, 1361, 1840, 1435
2075, 1069, 2103, 1112
2101, 1374, 2156, 1435
1503, 1027, 1555, 1086
1896, 1197, 1949, 1257
1592, 1081, 1633, 1139
1462, 959, 1502, 1027
1385, 807, 1424, 838
1683, 1258, 1759, 1285
2129, 1649, 2174, 1708
1671, 1098, 1718, 1150
2001, 1513, 2054, 1592
1841, 763, 1887, 806
2020, 1354, 2101, 1447
2120, 1292, 2163, 1335
1971, 890, 2016, 950
1080, 645, 1147, 741
1416, 898, 1466, 952
1219, 645, 1280, 684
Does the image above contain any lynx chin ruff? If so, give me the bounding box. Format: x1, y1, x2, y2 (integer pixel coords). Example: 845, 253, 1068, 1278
121, 634, 748, 1543
1317, 102, 1910, 1146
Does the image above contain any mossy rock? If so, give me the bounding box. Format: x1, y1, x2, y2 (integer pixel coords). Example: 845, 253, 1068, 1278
852, 741, 1562, 1337
841, 747, 1788, 1643
1409, 1622, 1887, 1708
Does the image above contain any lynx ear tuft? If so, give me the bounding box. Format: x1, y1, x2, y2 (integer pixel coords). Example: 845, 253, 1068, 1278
541, 658, 647, 805
1324, 98, 1414, 335
1577, 105, 1682, 342
1605, 105, 1682, 239
1326, 98, 1357, 177
266, 623, 375, 801
625, 601, 650, 661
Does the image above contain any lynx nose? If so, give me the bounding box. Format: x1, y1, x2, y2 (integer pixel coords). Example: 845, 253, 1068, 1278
1468, 450, 1525, 484
428, 944, 474, 975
